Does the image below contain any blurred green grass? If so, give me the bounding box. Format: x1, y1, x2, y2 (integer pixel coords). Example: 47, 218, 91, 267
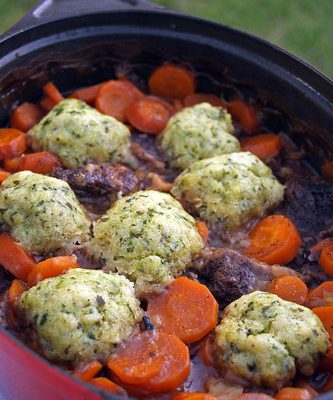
1, 0, 333, 78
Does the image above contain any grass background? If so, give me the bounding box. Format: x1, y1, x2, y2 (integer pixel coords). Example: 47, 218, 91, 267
1, 0, 333, 78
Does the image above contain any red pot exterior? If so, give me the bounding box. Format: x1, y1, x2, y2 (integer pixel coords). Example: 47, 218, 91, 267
0, 330, 105, 400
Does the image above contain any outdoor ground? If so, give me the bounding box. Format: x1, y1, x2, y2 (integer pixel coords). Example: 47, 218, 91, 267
1, 0, 333, 78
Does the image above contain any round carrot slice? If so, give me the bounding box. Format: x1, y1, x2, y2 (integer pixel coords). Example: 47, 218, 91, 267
267, 276, 308, 305
171, 393, 217, 400
95, 80, 143, 122
0, 169, 11, 184
195, 221, 210, 244
108, 331, 190, 392
312, 306, 333, 338
7, 279, 27, 310
10, 102, 44, 132
69, 84, 103, 105
240, 133, 282, 160
319, 242, 333, 277
0, 128, 27, 160
127, 96, 173, 134
27, 255, 79, 287
147, 277, 218, 344
89, 377, 127, 396
43, 82, 64, 105
227, 100, 258, 133
246, 215, 301, 265
16, 151, 60, 174
275, 387, 312, 400
73, 360, 103, 382
148, 64, 196, 99
184, 93, 227, 108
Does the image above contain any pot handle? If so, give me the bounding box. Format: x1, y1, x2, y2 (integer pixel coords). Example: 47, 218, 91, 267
5, 0, 165, 36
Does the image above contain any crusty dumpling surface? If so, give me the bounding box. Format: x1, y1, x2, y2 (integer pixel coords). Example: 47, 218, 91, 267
92, 190, 204, 292
19, 268, 142, 363
214, 291, 330, 389
0, 171, 90, 253
160, 103, 239, 170
171, 152, 284, 230
28, 99, 135, 168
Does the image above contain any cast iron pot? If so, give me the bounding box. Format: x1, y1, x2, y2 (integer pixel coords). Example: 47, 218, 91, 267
0, 1, 333, 399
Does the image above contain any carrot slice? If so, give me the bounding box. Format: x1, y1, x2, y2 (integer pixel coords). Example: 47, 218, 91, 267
95, 80, 144, 122
147, 277, 218, 344
267, 276, 308, 305
43, 82, 64, 105
127, 96, 173, 134
195, 221, 210, 244
27, 255, 79, 287
319, 242, 333, 277
10, 102, 44, 132
69, 84, 102, 105
7, 279, 27, 310
227, 100, 258, 133
306, 281, 333, 308
3, 156, 22, 172
246, 215, 301, 265
312, 306, 333, 338
235, 395, 274, 400
12, 151, 60, 174
39, 97, 55, 112
73, 360, 103, 382
0, 128, 26, 160
0, 169, 11, 184
240, 133, 282, 160
89, 377, 127, 396
148, 64, 196, 99
275, 387, 312, 400
184, 93, 227, 108
0, 233, 35, 280
108, 331, 190, 392
199, 335, 215, 366
171, 393, 217, 400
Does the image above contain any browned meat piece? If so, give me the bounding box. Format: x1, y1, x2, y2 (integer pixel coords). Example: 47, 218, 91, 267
53, 163, 138, 195
194, 248, 299, 309
130, 142, 165, 170
282, 176, 333, 239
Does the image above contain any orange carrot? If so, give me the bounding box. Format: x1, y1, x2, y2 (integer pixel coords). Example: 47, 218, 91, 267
148, 64, 196, 99
0, 169, 11, 184
69, 84, 102, 105
10, 103, 44, 132
43, 82, 64, 105
127, 96, 173, 134
312, 306, 333, 338
171, 393, 217, 400
10, 151, 60, 174
0, 128, 26, 159
27, 255, 79, 287
246, 215, 301, 265
183, 93, 227, 108
240, 134, 282, 160
147, 277, 218, 344
3, 156, 21, 172
267, 276, 308, 305
95, 80, 143, 122
295, 380, 318, 397
319, 242, 333, 277
306, 281, 333, 308
235, 395, 274, 400
275, 387, 312, 400
39, 96, 54, 112
89, 377, 127, 396
73, 360, 103, 382
108, 331, 190, 392
7, 279, 27, 310
199, 335, 215, 366
0, 233, 35, 280
195, 221, 210, 244
227, 100, 258, 133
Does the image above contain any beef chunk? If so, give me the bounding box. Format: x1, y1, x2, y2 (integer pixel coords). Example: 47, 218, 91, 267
283, 176, 333, 238
194, 248, 298, 309
53, 163, 138, 195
